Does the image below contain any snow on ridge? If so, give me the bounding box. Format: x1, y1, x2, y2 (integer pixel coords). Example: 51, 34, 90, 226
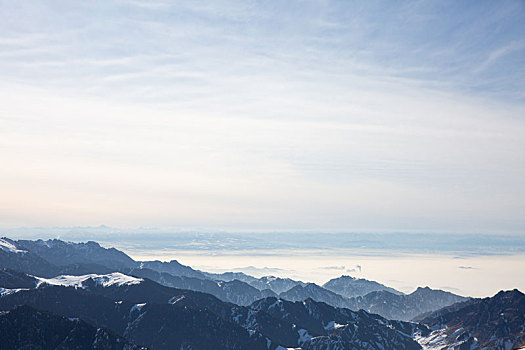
36, 272, 143, 289
324, 321, 346, 330
414, 327, 449, 350
169, 295, 185, 304
130, 303, 146, 313
0, 287, 28, 296
0, 238, 27, 254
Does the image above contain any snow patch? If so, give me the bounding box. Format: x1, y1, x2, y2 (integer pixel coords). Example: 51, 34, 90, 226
324, 321, 346, 330
130, 303, 146, 313
415, 327, 450, 350
0, 239, 27, 254
36, 272, 143, 289
169, 295, 186, 304
0, 287, 28, 296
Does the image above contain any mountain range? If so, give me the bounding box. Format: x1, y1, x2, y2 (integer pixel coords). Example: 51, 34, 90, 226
0, 237, 466, 319
0, 236, 523, 349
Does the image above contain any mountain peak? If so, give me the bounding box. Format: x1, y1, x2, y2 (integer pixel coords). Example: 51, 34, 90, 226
493, 289, 524, 299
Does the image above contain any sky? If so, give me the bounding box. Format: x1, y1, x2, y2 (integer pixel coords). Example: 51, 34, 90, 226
1, 0, 525, 233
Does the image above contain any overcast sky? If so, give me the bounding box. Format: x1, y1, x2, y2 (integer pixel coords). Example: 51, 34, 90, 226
1, 0, 524, 233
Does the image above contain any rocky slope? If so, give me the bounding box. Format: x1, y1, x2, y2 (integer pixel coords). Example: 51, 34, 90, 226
417, 289, 525, 349
0, 304, 147, 349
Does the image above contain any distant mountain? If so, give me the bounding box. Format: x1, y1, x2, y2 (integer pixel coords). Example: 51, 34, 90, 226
138, 260, 206, 279
347, 286, 468, 321
323, 275, 402, 298
126, 267, 277, 305
249, 275, 306, 294
417, 289, 525, 350
203, 271, 258, 284
17, 238, 136, 270
277, 282, 466, 322
279, 283, 351, 309
0, 304, 147, 349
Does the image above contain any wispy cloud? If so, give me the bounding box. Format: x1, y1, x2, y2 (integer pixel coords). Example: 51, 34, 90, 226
319, 265, 346, 271
347, 265, 362, 274
474, 41, 525, 73
0, 1, 524, 231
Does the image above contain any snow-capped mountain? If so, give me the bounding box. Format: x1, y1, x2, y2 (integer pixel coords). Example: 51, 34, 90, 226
35, 272, 143, 289
417, 289, 525, 349
323, 275, 403, 298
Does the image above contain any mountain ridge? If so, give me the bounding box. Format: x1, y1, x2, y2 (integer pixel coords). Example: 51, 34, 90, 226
0, 236, 468, 321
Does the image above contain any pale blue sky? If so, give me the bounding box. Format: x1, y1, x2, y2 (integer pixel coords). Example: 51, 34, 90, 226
1, 0, 524, 233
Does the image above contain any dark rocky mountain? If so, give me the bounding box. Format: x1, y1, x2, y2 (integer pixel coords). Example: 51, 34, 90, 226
0, 304, 146, 349
242, 297, 428, 349
346, 286, 468, 321
0, 268, 39, 289
417, 289, 525, 350
0, 238, 121, 277
0, 284, 273, 350
0, 238, 59, 277
411, 298, 476, 323
323, 275, 402, 298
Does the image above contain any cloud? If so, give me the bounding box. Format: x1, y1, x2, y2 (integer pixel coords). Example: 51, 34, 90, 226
231, 266, 288, 275
346, 265, 362, 273
319, 265, 346, 270
474, 42, 525, 74
458, 266, 478, 270
0, 1, 524, 232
